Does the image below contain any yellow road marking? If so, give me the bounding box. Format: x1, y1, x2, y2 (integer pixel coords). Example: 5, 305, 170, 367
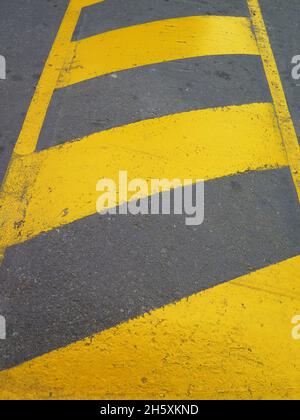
57, 16, 259, 88
7, 0, 105, 156
0, 0, 298, 400
0, 103, 287, 249
74, 0, 106, 7
0, 0, 105, 258
11, 0, 103, 157
0, 255, 299, 400
247, 0, 300, 201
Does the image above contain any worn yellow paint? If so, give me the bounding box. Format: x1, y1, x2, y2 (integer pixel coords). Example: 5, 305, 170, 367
0, 255, 299, 400
7, 0, 104, 156
73, 0, 106, 7
247, 0, 300, 201
0, 0, 298, 401
0, 0, 105, 262
57, 16, 259, 88
11, 0, 102, 156
0, 103, 287, 249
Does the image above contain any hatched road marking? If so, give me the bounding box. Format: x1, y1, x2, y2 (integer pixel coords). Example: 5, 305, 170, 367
0, 0, 299, 400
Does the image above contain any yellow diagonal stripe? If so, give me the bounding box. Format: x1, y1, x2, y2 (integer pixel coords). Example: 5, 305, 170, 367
11, 0, 91, 156
0, 103, 287, 249
57, 16, 259, 88
9, 0, 104, 157
74, 0, 105, 7
1, 256, 299, 400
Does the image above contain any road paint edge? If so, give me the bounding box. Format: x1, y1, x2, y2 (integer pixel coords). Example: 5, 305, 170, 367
0, 0, 89, 266
0, 255, 299, 400
247, 0, 300, 201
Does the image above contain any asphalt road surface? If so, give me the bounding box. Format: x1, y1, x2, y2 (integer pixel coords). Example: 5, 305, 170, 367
0, 0, 300, 400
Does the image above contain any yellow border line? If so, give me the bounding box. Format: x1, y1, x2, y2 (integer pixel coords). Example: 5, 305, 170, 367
247, 0, 300, 201
0, 0, 88, 263
13, 0, 83, 156
1, 0, 299, 266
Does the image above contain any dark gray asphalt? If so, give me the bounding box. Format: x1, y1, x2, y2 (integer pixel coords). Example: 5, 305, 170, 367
0, 0, 69, 184
1, 169, 300, 369
260, 0, 300, 145
39, 55, 271, 149
0, 0, 299, 370
73, 0, 249, 40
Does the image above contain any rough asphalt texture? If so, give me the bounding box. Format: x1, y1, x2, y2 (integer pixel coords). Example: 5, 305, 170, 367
0, 0, 299, 369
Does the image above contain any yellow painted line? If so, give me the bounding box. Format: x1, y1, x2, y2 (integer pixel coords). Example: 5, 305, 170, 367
247, 0, 300, 201
0, 255, 299, 400
5, 0, 104, 156
74, 0, 106, 7
0, 103, 287, 249
0, 0, 104, 260
10, 0, 103, 157
57, 16, 259, 88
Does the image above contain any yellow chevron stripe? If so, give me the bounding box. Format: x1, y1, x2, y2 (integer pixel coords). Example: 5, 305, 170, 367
7, 0, 104, 157
73, 0, 105, 7
0, 103, 287, 249
0, 255, 299, 400
57, 16, 259, 88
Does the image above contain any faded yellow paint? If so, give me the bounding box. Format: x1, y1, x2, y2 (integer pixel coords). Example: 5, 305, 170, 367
0, 103, 287, 248
0, 256, 299, 400
57, 16, 259, 88
73, 0, 105, 7
0, 0, 298, 402
11, 0, 101, 156
247, 0, 300, 201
